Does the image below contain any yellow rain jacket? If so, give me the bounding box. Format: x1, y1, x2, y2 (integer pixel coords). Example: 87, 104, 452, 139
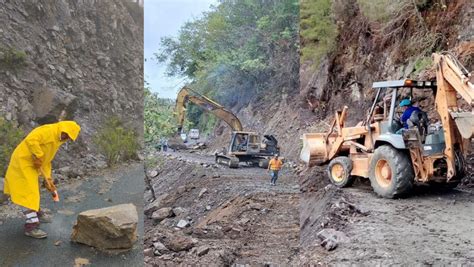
3, 121, 80, 211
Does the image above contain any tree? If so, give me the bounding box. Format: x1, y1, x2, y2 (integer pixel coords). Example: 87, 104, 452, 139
155, 0, 299, 129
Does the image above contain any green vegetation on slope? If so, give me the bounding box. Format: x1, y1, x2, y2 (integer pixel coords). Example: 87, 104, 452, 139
300, 0, 337, 65
144, 86, 194, 144
94, 116, 139, 166
156, 0, 299, 128
300, 0, 453, 71
0, 46, 27, 72
0, 117, 24, 176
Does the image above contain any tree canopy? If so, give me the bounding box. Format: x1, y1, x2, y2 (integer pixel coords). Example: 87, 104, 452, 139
156, 0, 299, 131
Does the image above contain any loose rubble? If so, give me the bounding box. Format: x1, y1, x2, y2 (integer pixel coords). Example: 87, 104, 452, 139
144, 151, 300, 265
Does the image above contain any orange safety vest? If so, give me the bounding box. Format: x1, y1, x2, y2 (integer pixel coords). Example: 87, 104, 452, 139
269, 158, 283, 170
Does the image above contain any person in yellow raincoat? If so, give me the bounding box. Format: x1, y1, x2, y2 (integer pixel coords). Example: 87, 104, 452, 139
3, 121, 80, 238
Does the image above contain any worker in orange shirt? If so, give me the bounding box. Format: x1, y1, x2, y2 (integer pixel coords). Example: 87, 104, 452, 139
268, 154, 283, 186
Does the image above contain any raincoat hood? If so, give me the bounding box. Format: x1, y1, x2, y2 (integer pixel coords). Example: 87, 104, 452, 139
58, 121, 81, 141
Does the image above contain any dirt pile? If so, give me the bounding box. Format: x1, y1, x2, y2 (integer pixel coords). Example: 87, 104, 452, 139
0, 0, 143, 174
144, 151, 300, 266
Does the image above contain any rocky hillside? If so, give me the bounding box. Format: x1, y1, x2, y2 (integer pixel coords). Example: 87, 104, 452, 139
0, 0, 143, 174
300, 0, 473, 126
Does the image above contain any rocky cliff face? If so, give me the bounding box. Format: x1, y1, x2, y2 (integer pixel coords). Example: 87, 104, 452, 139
0, 0, 143, 174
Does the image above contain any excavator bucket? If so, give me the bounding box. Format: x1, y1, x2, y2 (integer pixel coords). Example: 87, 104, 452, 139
300, 133, 332, 166
451, 112, 474, 139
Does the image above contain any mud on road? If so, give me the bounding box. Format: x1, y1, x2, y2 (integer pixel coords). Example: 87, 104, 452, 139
144, 151, 300, 266
299, 165, 474, 266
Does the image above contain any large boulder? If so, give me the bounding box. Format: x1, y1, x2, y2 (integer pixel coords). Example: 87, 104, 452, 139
71, 203, 138, 250
32, 86, 78, 124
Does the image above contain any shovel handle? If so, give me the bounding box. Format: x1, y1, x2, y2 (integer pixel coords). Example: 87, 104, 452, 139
39, 168, 60, 202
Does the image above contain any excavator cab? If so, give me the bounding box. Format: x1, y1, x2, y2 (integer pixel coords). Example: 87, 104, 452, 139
230, 132, 260, 153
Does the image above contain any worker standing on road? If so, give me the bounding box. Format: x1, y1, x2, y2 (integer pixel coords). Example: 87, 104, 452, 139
3, 121, 81, 239
268, 154, 283, 186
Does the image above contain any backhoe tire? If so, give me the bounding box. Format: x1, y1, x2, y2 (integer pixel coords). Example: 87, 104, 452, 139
327, 156, 354, 188
369, 145, 414, 198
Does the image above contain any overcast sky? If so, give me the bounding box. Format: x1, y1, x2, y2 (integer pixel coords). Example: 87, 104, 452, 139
144, 0, 218, 99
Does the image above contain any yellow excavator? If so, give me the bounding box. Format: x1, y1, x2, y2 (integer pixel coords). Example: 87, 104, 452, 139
300, 52, 473, 198
176, 86, 279, 168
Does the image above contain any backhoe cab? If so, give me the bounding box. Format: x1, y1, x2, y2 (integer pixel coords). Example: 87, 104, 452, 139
300, 52, 473, 198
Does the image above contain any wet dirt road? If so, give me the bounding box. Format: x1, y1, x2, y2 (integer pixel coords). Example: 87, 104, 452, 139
144, 151, 301, 266
0, 162, 145, 267
300, 169, 474, 265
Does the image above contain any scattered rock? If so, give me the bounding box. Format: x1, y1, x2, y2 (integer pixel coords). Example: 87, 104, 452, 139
249, 202, 263, 210
153, 241, 169, 255
197, 245, 210, 256
143, 248, 153, 257
205, 205, 212, 211
71, 204, 138, 250
151, 207, 174, 222
144, 193, 170, 216
317, 228, 350, 251
177, 219, 190, 228
172, 207, 187, 216
74, 257, 90, 267
177, 186, 186, 194
95, 160, 107, 169
148, 170, 159, 178
159, 254, 174, 261
54, 240, 62, 246
198, 188, 208, 198
162, 234, 196, 252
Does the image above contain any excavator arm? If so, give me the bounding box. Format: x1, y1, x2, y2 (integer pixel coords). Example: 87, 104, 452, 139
433, 52, 474, 178
175, 86, 243, 133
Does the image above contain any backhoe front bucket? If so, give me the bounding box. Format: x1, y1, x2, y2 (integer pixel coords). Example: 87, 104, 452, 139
451, 112, 474, 139
300, 133, 330, 166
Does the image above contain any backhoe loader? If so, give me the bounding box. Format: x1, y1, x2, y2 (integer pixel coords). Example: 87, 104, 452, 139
176, 86, 279, 168
300, 52, 473, 198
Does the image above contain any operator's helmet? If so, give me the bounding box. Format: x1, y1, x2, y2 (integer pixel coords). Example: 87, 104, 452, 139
399, 99, 412, 107
274, 154, 279, 157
